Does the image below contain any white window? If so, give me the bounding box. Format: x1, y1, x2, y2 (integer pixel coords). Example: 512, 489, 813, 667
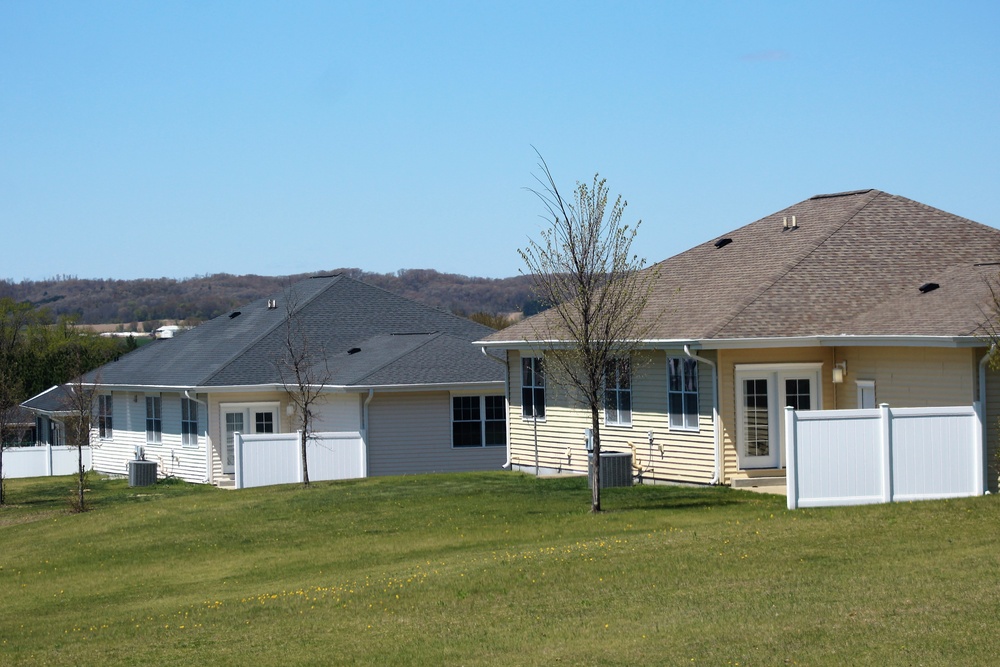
668, 357, 699, 430
145, 396, 162, 444
604, 357, 632, 426
521, 356, 545, 419
181, 398, 199, 446
98, 395, 113, 439
452, 395, 507, 447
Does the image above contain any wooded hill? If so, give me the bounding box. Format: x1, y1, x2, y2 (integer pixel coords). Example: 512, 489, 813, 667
0, 269, 542, 327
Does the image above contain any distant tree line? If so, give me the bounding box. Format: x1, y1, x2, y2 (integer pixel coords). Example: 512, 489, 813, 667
0, 269, 543, 328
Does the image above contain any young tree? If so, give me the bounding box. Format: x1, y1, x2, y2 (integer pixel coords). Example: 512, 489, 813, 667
275, 290, 331, 486
520, 155, 659, 512
62, 348, 101, 512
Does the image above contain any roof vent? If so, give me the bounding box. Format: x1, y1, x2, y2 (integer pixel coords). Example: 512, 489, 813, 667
713, 238, 732, 249
918, 282, 940, 294
267, 299, 277, 310
347, 347, 361, 355
229, 311, 242, 319
782, 216, 798, 230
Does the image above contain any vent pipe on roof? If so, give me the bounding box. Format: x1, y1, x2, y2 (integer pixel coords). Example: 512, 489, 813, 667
783, 216, 798, 230
267, 299, 277, 310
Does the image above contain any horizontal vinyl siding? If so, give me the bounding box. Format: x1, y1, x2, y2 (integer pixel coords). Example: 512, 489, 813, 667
835, 347, 976, 409
508, 351, 716, 483
90, 391, 208, 483
367, 391, 506, 476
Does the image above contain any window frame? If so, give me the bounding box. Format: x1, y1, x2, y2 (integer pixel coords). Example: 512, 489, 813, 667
452, 395, 507, 448
145, 395, 162, 445
521, 356, 545, 420
667, 357, 700, 431
97, 394, 113, 440
181, 397, 199, 447
603, 357, 632, 427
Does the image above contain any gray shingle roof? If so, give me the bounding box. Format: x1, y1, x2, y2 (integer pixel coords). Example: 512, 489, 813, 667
81, 275, 502, 388
487, 189, 1000, 344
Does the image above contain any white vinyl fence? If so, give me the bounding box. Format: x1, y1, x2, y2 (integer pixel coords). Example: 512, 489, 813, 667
3, 445, 93, 479
786, 404, 984, 509
234, 431, 366, 489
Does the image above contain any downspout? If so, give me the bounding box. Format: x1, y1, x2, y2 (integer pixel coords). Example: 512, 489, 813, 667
481, 347, 512, 469
684, 345, 721, 485
184, 390, 211, 485
979, 345, 994, 493
362, 389, 374, 478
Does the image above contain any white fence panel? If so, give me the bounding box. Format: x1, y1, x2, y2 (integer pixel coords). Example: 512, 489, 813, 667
789, 410, 882, 507
787, 404, 983, 510
307, 432, 366, 482
235, 431, 366, 489
3, 445, 93, 479
891, 407, 981, 501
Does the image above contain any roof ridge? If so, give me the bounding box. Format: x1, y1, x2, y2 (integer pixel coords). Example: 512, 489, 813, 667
201, 275, 344, 386
350, 331, 443, 386
707, 190, 883, 337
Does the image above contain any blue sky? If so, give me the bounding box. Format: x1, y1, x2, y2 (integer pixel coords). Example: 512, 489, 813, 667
2, 1, 999, 282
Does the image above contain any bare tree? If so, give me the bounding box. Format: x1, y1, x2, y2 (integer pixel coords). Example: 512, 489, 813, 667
520, 154, 659, 512
275, 290, 331, 486
0, 298, 33, 505
62, 353, 101, 512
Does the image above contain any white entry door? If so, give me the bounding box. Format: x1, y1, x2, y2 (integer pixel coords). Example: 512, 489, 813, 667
735, 365, 821, 469
221, 403, 279, 474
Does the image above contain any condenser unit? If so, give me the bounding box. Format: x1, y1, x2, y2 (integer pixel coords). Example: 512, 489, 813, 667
128, 460, 158, 487
588, 451, 633, 489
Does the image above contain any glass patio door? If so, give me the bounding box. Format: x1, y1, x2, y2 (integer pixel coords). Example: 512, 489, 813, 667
736, 365, 821, 470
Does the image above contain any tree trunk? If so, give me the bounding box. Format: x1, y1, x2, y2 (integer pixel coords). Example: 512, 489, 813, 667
590, 405, 601, 512
300, 427, 310, 487
77, 443, 85, 512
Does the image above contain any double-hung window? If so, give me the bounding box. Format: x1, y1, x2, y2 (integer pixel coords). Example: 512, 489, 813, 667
98, 395, 113, 439
668, 357, 699, 430
604, 357, 632, 426
181, 398, 199, 446
521, 356, 545, 419
145, 396, 162, 444
452, 395, 507, 447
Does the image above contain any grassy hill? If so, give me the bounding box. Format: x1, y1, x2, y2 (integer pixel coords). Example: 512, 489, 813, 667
0, 269, 539, 326
2, 473, 999, 665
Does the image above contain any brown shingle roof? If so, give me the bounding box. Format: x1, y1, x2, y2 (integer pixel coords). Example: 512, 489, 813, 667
486, 190, 1000, 344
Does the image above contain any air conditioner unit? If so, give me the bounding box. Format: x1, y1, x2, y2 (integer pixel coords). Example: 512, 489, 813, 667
588, 451, 633, 489
128, 460, 158, 487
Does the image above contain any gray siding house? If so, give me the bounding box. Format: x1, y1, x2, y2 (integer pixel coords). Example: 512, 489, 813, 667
23, 275, 506, 486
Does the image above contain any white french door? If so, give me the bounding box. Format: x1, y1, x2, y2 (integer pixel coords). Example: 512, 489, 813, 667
735, 364, 821, 469
220, 403, 279, 474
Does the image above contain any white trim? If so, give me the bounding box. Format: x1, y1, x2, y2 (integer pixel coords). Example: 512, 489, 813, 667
479, 334, 983, 351
855, 380, 876, 410
735, 362, 824, 372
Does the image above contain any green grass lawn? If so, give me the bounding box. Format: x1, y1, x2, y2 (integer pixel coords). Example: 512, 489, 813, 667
2, 472, 999, 666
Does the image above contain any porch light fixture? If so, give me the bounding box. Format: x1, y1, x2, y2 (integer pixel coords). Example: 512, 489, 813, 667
832, 361, 847, 384
286, 404, 295, 416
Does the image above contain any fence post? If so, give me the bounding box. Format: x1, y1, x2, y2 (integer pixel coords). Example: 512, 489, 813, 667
45, 442, 53, 477
785, 406, 798, 510
879, 404, 892, 503
234, 432, 243, 489
973, 401, 985, 496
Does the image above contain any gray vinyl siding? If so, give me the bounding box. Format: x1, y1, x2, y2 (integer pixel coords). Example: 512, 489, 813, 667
367, 391, 506, 476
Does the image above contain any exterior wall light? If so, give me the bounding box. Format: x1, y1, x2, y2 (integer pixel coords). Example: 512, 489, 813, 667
832, 361, 847, 384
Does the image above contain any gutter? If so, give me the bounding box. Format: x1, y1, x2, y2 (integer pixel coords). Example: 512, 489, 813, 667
684, 345, 722, 485
481, 347, 512, 469
979, 346, 994, 493
362, 389, 374, 477
184, 390, 212, 485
